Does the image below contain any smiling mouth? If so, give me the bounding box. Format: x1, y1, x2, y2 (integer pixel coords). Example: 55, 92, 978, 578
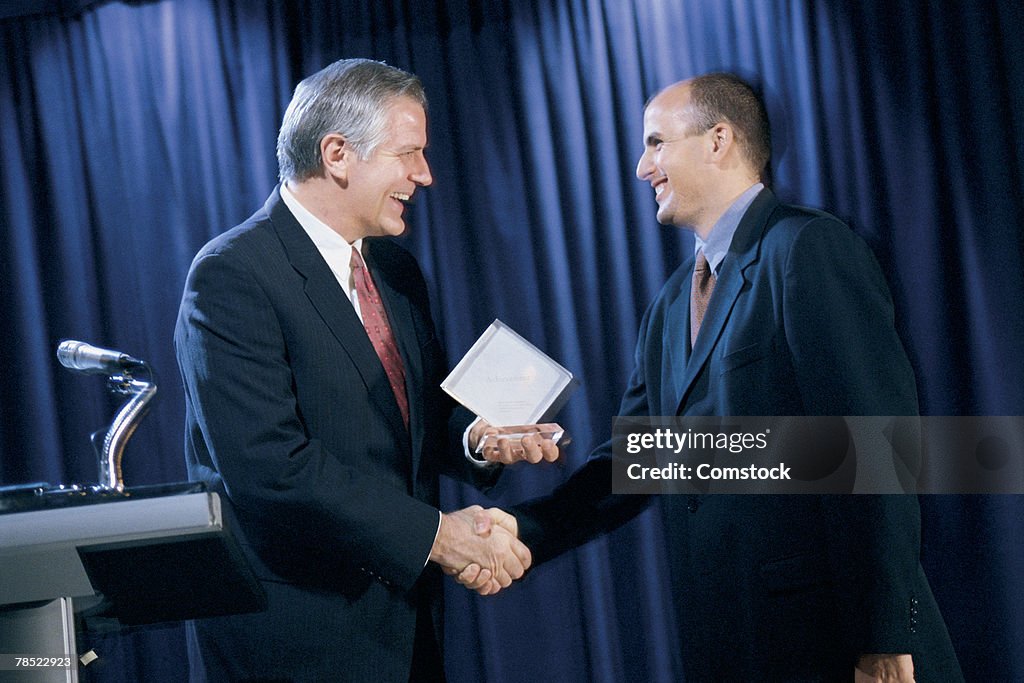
390, 192, 411, 203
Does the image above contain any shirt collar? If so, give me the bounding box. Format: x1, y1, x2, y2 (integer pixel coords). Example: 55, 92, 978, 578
694, 182, 764, 274
280, 182, 363, 279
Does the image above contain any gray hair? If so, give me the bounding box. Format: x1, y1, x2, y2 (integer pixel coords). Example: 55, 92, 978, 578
276, 58, 427, 183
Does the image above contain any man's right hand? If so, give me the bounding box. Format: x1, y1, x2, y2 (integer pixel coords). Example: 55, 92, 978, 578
430, 506, 531, 596
446, 508, 529, 595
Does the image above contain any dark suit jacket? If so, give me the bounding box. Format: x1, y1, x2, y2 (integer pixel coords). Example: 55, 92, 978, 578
515, 189, 963, 681
175, 187, 486, 682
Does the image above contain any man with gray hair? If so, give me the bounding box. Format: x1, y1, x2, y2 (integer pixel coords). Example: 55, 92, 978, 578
175, 58, 552, 682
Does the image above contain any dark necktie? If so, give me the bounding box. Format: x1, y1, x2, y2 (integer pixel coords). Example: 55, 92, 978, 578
690, 249, 716, 347
350, 248, 409, 429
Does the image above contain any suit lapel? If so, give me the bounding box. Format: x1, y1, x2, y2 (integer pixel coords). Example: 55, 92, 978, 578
266, 188, 410, 440
663, 276, 692, 407
676, 189, 779, 414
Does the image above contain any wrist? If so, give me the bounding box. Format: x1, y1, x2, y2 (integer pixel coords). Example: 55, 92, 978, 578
467, 417, 490, 452
428, 512, 454, 565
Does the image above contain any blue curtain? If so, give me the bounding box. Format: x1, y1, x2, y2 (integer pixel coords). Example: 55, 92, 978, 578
1, 1, 1021, 681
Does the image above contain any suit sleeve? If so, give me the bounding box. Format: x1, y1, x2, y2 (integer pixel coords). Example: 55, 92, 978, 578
176, 249, 439, 592
783, 218, 924, 654
512, 304, 656, 564
783, 217, 918, 416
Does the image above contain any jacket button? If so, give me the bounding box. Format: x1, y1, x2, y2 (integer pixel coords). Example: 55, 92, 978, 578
687, 498, 701, 513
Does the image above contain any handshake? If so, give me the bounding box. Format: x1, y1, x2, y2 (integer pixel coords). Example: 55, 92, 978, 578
428, 421, 564, 595
429, 505, 531, 596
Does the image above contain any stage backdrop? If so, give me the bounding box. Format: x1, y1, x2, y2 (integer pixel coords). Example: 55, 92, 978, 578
1, 0, 1021, 681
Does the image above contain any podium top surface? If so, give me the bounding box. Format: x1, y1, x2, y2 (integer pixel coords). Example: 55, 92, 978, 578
0, 489, 223, 553
0, 481, 205, 515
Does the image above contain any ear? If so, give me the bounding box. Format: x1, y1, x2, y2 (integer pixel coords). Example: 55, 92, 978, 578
708, 123, 734, 158
320, 133, 351, 182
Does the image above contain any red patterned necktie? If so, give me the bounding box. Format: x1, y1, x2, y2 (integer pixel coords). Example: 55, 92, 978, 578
350, 248, 409, 429
690, 249, 717, 346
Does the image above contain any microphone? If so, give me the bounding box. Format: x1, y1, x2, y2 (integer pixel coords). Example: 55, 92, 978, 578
57, 340, 145, 375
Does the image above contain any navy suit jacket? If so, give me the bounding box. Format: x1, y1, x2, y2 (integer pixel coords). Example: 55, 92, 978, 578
175, 187, 485, 682
515, 189, 963, 681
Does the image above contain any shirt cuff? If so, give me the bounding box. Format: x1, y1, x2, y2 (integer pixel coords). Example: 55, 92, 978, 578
425, 510, 442, 568
463, 416, 497, 468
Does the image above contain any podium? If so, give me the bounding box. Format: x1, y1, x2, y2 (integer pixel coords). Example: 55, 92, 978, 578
0, 485, 265, 682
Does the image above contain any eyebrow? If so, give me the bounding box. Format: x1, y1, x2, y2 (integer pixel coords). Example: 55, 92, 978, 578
384, 144, 425, 156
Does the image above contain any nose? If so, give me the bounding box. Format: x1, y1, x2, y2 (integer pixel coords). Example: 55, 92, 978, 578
636, 148, 654, 181
411, 151, 432, 187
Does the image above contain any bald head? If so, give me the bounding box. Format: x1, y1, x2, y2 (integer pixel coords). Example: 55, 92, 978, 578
656, 73, 771, 177
636, 74, 769, 236
645, 80, 698, 129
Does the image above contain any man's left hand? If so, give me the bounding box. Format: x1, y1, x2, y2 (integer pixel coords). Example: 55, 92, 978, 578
855, 654, 914, 682
470, 420, 565, 464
